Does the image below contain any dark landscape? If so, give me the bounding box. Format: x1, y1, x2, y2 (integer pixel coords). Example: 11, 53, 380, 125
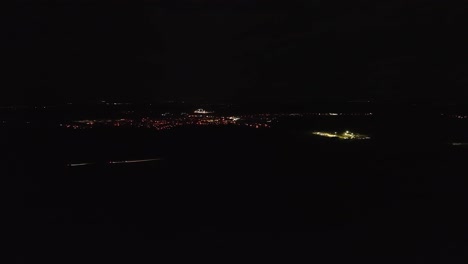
6, 102, 468, 263
7, 1, 468, 263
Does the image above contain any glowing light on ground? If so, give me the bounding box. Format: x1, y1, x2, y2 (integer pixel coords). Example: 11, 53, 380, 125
194, 109, 213, 114
312, 131, 370, 140
451, 143, 468, 146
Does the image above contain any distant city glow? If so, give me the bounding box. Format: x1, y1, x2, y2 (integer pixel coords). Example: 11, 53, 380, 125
64, 114, 271, 130
62, 112, 374, 131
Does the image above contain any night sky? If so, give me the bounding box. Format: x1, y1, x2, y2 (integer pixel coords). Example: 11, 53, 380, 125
4, 0, 468, 105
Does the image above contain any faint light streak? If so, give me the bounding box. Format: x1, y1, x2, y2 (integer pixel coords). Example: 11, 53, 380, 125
68, 163, 94, 167
108, 158, 163, 164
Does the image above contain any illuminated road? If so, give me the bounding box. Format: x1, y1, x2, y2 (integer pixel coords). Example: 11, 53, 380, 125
108, 158, 163, 164
67, 158, 163, 167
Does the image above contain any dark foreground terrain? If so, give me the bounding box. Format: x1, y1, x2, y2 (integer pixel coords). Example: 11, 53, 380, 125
9, 125, 468, 263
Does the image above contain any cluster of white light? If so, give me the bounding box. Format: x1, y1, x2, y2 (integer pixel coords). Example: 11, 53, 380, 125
312, 131, 370, 140
452, 143, 468, 146
194, 109, 213, 114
